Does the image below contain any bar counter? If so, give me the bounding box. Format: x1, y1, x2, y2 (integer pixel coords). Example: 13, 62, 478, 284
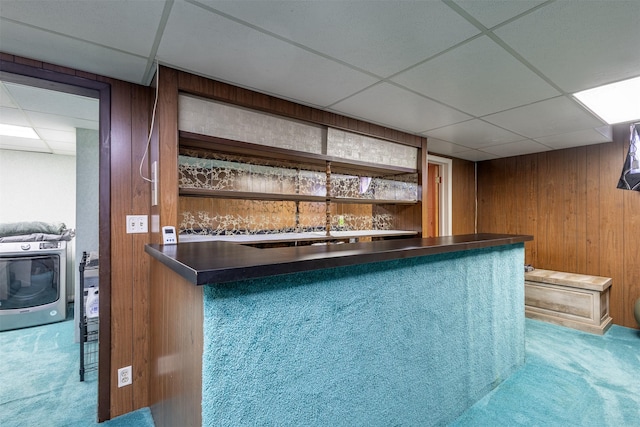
145, 233, 533, 285
147, 232, 533, 426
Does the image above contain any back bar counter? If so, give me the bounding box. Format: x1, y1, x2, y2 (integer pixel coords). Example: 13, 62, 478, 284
145, 233, 532, 427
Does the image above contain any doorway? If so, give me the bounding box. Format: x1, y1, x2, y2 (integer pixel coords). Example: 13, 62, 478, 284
426, 154, 452, 237
0, 60, 111, 422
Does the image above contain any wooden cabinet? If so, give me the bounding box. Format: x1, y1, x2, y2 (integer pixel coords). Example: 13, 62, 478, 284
177, 131, 421, 245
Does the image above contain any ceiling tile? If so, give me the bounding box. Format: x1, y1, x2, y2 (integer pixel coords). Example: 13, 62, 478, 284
0, 84, 18, 108
26, 111, 98, 131
426, 138, 469, 156
452, 0, 546, 29
199, 0, 480, 77
36, 129, 76, 144
534, 129, 611, 150
0, 0, 164, 57
6, 83, 99, 121
157, 2, 378, 108
0, 135, 50, 152
330, 83, 472, 134
453, 149, 498, 162
482, 139, 550, 158
495, 0, 640, 92
0, 107, 29, 127
425, 119, 523, 149
0, 20, 149, 84
483, 96, 604, 139
392, 36, 558, 117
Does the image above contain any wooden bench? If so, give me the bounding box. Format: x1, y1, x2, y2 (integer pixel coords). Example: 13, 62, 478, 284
524, 269, 612, 335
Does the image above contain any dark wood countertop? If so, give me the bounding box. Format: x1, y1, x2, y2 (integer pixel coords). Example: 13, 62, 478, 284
145, 233, 533, 285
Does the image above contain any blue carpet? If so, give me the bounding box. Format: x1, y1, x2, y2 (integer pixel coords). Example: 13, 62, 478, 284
451, 319, 640, 426
0, 318, 154, 427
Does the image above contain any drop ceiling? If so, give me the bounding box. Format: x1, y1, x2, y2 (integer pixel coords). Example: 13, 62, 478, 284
1, 0, 638, 161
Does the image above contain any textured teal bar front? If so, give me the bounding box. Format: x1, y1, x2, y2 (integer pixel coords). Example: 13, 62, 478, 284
202, 244, 525, 426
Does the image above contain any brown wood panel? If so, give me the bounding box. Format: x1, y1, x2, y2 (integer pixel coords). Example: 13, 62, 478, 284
476, 125, 639, 328
109, 78, 135, 416
156, 67, 180, 243
149, 260, 203, 427
574, 146, 588, 274
504, 157, 518, 235
451, 157, 475, 235
515, 154, 538, 266
131, 84, 152, 410
562, 149, 578, 272
599, 131, 625, 325
585, 144, 601, 276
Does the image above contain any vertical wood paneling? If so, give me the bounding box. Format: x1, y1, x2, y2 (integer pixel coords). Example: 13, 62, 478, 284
599, 131, 625, 325
149, 261, 203, 427
504, 158, 518, 235
575, 146, 588, 274
516, 154, 538, 266
585, 144, 601, 276
563, 149, 578, 272
131, 85, 152, 409
477, 126, 639, 328
109, 79, 135, 415
451, 157, 476, 235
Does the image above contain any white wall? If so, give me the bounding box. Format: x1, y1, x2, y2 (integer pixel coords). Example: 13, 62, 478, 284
74, 128, 99, 341
0, 149, 76, 225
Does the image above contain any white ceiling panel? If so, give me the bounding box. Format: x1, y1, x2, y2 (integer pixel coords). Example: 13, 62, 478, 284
0, 85, 17, 108
157, 1, 378, 108
452, 149, 498, 162
200, 0, 480, 77
0, 106, 29, 126
26, 111, 99, 132
5, 83, 98, 121
426, 138, 469, 156
483, 97, 605, 139
425, 119, 523, 149
0, 135, 50, 152
392, 36, 559, 116
482, 139, 550, 158
453, 0, 546, 29
331, 83, 472, 134
0, 0, 165, 58
0, 20, 149, 84
534, 129, 611, 150
36, 128, 76, 144
495, 0, 640, 93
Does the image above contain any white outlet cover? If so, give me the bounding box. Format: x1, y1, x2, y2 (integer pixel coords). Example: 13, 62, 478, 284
118, 366, 132, 387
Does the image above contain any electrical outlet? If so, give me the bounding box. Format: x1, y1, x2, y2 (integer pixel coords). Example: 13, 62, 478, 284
126, 215, 148, 233
118, 366, 132, 387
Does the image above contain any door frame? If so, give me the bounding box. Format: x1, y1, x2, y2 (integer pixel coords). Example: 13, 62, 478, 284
0, 58, 112, 421
426, 154, 452, 236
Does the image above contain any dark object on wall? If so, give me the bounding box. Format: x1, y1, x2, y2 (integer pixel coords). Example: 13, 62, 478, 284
617, 123, 640, 191
634, 297, 640, 328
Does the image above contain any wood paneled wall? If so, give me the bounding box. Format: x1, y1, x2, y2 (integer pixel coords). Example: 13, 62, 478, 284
477, 124, 640, 329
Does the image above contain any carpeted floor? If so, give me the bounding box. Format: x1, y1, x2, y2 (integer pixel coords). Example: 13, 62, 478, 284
0, 316, 153, 427
452, 319, 640, 426
1, 313, 638, 426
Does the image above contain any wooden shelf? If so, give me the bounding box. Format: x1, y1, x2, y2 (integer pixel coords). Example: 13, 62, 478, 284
179, 131, 417, 177
178, 229, 419, 245
179, 188, 418, 204
179, 188, 327, 203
